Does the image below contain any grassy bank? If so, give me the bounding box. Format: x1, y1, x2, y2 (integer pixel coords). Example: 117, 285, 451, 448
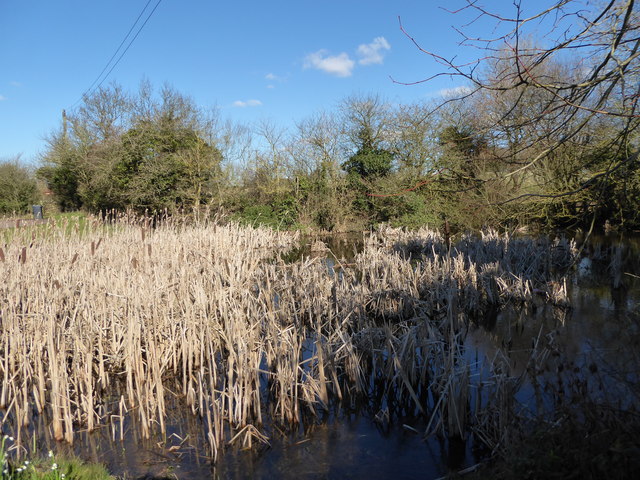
1, 436, 114, 480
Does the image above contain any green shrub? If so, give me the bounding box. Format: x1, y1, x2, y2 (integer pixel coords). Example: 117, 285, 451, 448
0, 159, 41, 215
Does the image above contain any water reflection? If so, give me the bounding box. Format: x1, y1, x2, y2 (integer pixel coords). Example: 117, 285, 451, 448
215, 417, 446, 480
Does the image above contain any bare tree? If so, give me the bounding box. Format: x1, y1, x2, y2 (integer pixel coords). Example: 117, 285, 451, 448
339, 94, 394, 155
253, 119, 291, 193
293, 111, 344, 175
75, 82, 131, 142
397, 0, 640, 208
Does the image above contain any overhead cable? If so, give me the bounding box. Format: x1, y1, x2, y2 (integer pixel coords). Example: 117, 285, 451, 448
71, 0, 163, 107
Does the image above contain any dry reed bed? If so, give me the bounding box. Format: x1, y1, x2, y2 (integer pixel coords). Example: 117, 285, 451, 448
0, 219, 577, 462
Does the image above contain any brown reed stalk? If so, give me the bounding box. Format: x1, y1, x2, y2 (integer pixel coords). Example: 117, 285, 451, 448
0, 214, 579, 462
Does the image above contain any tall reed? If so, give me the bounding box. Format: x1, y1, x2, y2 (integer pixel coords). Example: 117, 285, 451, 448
0, 217, 578, 463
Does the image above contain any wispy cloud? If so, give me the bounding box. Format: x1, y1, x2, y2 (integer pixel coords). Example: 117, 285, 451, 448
233, 99, 262, 108
265, 72, 288, 89
357, 37, 391, 65
304, 50, 355, 77
438, 86, 473, 98
9, 81, 21, 87
0, 94, 7, 101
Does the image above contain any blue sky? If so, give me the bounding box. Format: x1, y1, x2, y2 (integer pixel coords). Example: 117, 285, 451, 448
0, 0, 553, 164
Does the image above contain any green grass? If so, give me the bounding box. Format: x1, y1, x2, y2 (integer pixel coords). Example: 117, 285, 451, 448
1, 437, 114, 480
1, 212, 116, 245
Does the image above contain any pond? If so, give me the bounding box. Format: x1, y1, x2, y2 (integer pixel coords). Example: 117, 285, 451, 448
5, 231, 640, 479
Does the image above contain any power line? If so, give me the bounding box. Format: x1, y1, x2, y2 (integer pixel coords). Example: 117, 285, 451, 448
71, 0, 163, 107
74, 0, 152, 105
75, 0, 154, 104
95, 0, 163, 93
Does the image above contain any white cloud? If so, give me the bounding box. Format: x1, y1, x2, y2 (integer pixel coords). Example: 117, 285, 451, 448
267, 85, 275, 89
304, 50, 354, 77
265, 72, 290, 82
10, 81, 21, 87
0, 94, 6, 101
233, 99, 262, 108
438, 86, 473, 98
265, 72, 288, 88
357, 37, 391, 66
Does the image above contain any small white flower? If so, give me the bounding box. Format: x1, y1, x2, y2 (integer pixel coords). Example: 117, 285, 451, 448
24, 461, 29, 465
61, 474, 66, 479
17, 467, 23, 472
51, 462, 58, 470
8, 437, 13, 442
48, 450, 54, 458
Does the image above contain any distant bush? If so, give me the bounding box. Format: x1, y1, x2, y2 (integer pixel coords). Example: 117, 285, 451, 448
0, 158, 41, 215
233, 195, 300, 230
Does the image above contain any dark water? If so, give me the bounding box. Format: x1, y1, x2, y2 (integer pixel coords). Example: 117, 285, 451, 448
33, 234, 640, 479
214, 419, 447, 480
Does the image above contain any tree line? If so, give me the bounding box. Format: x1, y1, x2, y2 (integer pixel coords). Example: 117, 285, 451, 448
3, 0, 639, 232
2, 78, 637, 232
